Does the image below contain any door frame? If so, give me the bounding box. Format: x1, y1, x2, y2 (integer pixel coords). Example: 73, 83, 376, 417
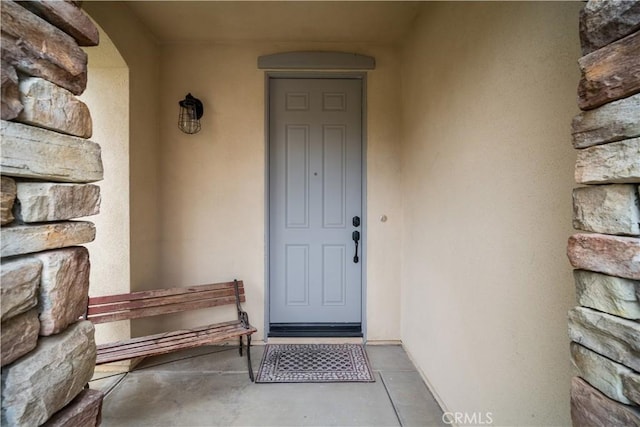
264, 71, 368, 340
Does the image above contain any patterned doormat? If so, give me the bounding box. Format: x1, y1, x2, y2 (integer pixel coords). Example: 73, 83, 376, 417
255, 344, 375, 383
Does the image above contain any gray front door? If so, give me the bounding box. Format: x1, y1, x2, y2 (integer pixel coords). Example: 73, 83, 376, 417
269, 77, 363, 327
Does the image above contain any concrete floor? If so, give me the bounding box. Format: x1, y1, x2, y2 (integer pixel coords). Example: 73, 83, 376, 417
90, 344, 445, 427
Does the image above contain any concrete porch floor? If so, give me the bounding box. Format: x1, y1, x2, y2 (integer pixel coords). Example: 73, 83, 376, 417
89, 344, 446, 427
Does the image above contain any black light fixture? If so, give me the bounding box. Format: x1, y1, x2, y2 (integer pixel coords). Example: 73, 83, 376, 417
178, 93, 204, 134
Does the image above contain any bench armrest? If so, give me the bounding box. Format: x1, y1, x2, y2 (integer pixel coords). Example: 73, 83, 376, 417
233, 279, 251, 329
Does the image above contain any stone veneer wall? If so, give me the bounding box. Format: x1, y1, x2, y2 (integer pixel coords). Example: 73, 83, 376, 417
567, 1, 640, 425
1, 1, 104, 426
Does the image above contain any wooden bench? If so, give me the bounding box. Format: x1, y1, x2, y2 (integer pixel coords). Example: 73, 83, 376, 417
85, 279, 257, 381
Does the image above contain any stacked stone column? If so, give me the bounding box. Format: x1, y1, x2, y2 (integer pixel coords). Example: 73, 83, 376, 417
568, 1, 640, 425
1, 1, 104, 426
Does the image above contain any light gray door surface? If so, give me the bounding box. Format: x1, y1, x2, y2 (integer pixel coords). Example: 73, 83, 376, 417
269, 78, 362, 325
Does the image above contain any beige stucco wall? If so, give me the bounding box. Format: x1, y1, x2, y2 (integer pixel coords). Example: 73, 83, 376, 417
155, 42, 403, 341
81, 25, 130, 345
399, 2, 581, 425
83, 2, 162, 341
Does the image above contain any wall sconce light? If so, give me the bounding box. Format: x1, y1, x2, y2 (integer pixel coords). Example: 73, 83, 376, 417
178, 93, 204, 134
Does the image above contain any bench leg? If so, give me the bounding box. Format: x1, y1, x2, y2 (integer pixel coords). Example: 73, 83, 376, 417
246, 335, 254, 382
239, 336, 243, 357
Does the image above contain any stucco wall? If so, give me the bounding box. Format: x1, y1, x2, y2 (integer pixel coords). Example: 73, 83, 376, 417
83, 2, 162, 342
154, 42, 403, 341
399, 2, 581, 425
81, 31, 130, 344
84, 70, 131, 347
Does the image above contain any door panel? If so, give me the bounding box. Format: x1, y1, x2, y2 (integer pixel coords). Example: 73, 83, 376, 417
269, 78, 362, 325
323, 125, 347, 228
285, 125, 310, 228
285, 244, 309, 305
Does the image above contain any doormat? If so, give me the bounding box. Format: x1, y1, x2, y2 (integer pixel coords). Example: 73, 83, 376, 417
255, 344, 375, 383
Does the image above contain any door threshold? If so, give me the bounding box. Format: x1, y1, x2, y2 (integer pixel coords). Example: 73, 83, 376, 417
269, 323, 362, 338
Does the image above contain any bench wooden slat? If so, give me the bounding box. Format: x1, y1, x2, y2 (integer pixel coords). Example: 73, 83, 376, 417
88, 295, 239, 324
89, 281, 243, 305
98, 325, 255, 358
97, 330, 255, 361
96, 324, 257, 364
95, 320, 242, 351
87, 288, 244, 316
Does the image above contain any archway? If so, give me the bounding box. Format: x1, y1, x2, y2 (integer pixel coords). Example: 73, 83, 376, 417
80, 23, 131, 352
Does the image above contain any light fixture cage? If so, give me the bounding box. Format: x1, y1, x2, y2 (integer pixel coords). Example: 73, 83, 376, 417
178, 93, 203, 134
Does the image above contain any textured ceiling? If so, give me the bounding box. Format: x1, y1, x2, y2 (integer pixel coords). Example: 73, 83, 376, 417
126, 1, 424, 44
